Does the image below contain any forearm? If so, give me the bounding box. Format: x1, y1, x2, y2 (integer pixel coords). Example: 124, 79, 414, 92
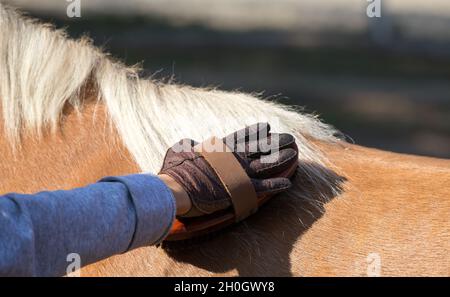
0, 174, 175, 277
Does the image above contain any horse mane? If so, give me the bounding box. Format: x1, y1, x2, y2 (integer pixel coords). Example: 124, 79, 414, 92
0, 4, 342, 204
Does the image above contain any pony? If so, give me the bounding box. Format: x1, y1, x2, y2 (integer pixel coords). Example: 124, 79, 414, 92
0, 4, 449, 276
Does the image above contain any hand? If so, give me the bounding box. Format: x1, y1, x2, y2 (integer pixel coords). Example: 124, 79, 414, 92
159, 123, 298, 217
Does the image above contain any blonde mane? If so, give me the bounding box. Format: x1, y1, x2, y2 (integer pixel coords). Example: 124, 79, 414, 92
0, 3, 339, 183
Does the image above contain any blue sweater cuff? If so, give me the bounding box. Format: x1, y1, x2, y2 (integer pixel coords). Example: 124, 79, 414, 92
99, 174, 176, 248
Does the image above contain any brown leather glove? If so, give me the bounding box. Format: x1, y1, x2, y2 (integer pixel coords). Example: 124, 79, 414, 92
159, 123, 298, 217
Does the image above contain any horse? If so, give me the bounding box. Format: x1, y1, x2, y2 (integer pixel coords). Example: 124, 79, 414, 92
1, 4, 449, 276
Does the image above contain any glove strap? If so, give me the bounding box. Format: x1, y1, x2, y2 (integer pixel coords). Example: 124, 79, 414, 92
194, 137, 258, 222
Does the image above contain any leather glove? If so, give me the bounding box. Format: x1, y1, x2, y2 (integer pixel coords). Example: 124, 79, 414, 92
159, 123, 298, 217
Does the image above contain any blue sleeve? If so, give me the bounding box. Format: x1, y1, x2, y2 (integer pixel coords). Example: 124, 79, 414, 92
0, 174, 176, 277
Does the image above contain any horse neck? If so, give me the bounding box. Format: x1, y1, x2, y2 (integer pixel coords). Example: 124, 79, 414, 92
1, 94, 449, 276
0, 101, 140, 194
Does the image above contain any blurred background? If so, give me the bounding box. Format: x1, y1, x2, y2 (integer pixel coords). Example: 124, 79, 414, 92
5, 0, 450, 158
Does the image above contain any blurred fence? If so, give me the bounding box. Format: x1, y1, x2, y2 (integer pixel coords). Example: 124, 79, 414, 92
6, 0, 450, 56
